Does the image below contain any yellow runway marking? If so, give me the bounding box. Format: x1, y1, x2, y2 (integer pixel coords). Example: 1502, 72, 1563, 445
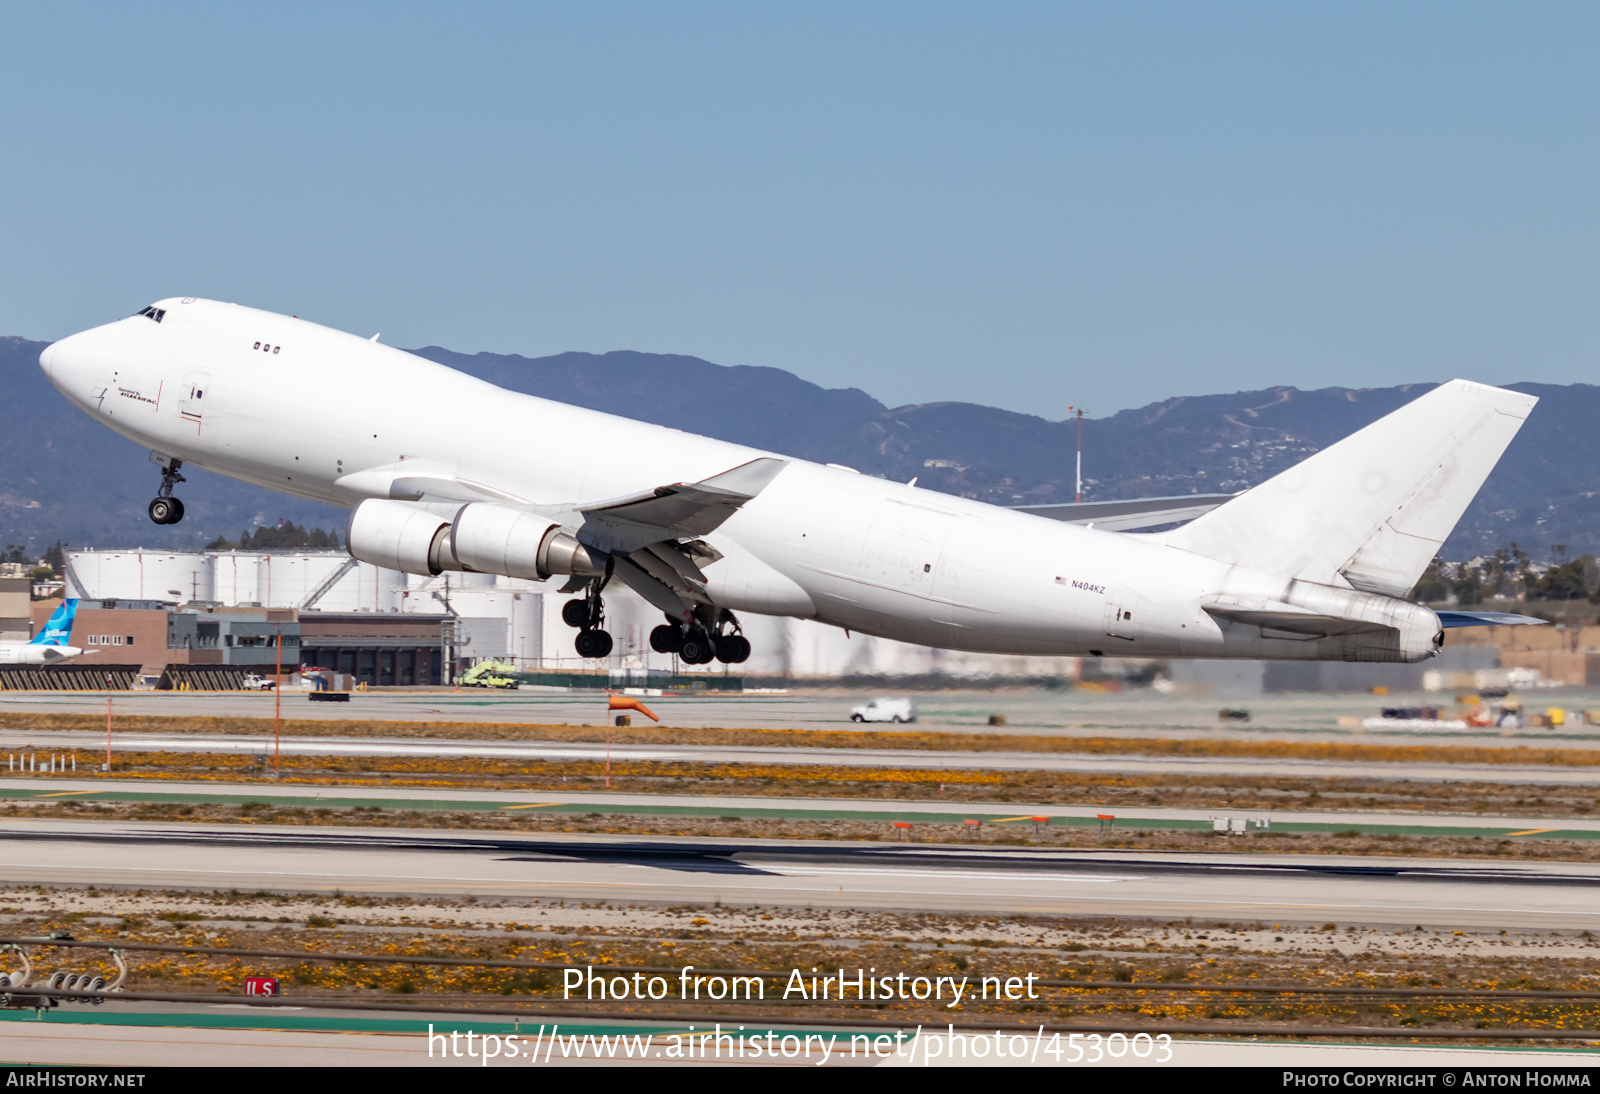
1505, 828, 1558, 836
35, 791, 98, 798
991, 815, 1047, 823
504, 803, 569, 810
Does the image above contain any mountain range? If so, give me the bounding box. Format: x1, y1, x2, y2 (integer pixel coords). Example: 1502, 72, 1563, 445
2, 333, 1593, 563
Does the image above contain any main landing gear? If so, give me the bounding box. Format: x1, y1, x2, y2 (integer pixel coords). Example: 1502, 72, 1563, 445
649, 611, 750, 665
563, 582, 613, 659
147, 455, 186, 525
564, 585, 753, 666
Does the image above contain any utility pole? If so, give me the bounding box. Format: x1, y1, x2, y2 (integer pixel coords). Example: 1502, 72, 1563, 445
274, 621, 282, 779
1068, 406, 1086, 503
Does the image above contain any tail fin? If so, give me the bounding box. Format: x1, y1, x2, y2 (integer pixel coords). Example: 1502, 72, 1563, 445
1164, 380, 1536, 597
28, 599, 78, 646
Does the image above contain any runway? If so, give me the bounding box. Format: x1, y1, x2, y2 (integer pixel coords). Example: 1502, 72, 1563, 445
9, 686, 1600, 749
2, 818, 1598, 930
4, 728, 1600, 786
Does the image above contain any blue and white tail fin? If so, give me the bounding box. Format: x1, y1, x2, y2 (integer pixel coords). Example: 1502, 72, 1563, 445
29, 599, 78, 646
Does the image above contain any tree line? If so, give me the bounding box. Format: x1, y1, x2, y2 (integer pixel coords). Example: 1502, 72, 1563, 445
204, 522, 342, 551
1414, 544, 1597, 605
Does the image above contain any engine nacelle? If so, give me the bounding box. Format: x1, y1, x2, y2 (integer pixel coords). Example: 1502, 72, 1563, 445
346, 499, 467, 576
450, 502, 608, 580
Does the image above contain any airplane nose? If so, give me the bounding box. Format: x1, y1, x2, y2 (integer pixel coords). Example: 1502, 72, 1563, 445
38, 325, 119, 406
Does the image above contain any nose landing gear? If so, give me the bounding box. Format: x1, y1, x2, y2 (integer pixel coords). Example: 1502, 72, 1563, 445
147, 454, 186, 525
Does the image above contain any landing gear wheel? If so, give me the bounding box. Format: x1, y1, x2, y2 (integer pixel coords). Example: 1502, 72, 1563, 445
148, 497, 184, 525
561, 599, 592, 628
650, 624, 684, 654
574, 629, 613, 658
148, 455, 187, 524
679, 630, 716, 665
715, 635, 751, 664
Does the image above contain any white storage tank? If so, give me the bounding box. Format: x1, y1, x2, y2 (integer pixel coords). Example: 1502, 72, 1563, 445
254, 552, 351, 609
210, 551, 268, 606
67, 550, 213, 603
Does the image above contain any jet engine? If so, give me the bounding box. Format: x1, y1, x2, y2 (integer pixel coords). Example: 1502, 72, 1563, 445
347, 499, 609, 580
346, 499, 466, 576
449, 502, 608, 580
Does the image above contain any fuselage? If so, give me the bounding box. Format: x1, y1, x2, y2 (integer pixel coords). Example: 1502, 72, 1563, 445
41, 297, 1436, 661
0, 644, 83, 667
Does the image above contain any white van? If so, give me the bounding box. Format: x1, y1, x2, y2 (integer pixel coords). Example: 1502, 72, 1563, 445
849, 698, 916, 724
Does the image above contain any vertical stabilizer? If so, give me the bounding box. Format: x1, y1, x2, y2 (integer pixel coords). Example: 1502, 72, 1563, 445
1164, 381, 1536, 597
28, 599, 78, 646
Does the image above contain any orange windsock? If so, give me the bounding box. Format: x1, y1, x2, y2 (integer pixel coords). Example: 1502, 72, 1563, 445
607, 695, 659, 722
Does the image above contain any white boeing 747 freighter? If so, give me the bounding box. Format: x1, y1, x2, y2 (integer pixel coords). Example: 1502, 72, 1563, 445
40, 298, 1541, 665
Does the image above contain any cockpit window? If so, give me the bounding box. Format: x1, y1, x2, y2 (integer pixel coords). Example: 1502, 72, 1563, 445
134, 305, 166, 323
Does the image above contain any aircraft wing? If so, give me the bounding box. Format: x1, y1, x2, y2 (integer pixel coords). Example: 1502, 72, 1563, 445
582, 458, 788, 534
1012, 494, 1235, 531
578, 458, 788, 555
567, 458, 788, 613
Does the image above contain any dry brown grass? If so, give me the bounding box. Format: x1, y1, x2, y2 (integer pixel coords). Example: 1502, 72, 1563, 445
8, 891, 1600, 1033
21, 796, 1600, 860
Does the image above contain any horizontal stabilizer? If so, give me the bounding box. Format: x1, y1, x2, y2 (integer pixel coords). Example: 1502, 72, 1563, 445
1166, 380, 1537, 598
1436, 610, 1548, 629
1203, 605, 1390, 641
1014, 494, 1235, 532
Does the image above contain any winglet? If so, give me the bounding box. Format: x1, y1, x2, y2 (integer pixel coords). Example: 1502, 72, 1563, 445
694, 457, 788, 497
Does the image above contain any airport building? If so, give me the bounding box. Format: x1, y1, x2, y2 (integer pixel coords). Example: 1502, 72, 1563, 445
54, 547, 1083, 685
0, 577, 29, 641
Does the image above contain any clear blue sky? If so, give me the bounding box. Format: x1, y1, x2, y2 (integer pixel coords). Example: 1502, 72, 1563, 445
4, 2, 1597, 416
